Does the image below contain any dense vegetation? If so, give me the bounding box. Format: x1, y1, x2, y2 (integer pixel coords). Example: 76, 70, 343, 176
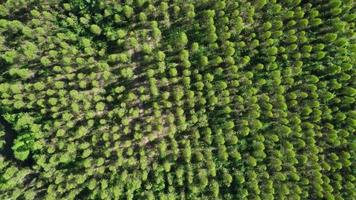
0, 0, 355, 199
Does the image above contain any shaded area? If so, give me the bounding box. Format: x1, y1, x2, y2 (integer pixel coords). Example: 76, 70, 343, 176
0, 114, 34, 167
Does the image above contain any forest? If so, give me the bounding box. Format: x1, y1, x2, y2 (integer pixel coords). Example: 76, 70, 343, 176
0, 0, 355, 199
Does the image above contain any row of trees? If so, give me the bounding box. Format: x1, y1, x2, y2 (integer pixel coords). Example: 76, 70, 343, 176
0, 0, 355, 199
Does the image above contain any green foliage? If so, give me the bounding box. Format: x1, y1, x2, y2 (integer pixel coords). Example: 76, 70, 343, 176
90, 24, 102, 35
0, 1, 354, 200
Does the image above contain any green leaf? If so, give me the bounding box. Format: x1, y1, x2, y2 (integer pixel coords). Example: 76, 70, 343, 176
14, 150, 30, 161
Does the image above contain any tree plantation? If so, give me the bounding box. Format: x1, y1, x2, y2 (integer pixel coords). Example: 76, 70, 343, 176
0, 0, 355, 199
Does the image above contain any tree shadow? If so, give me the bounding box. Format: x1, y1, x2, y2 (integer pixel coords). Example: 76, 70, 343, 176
0, 114, 34, 167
